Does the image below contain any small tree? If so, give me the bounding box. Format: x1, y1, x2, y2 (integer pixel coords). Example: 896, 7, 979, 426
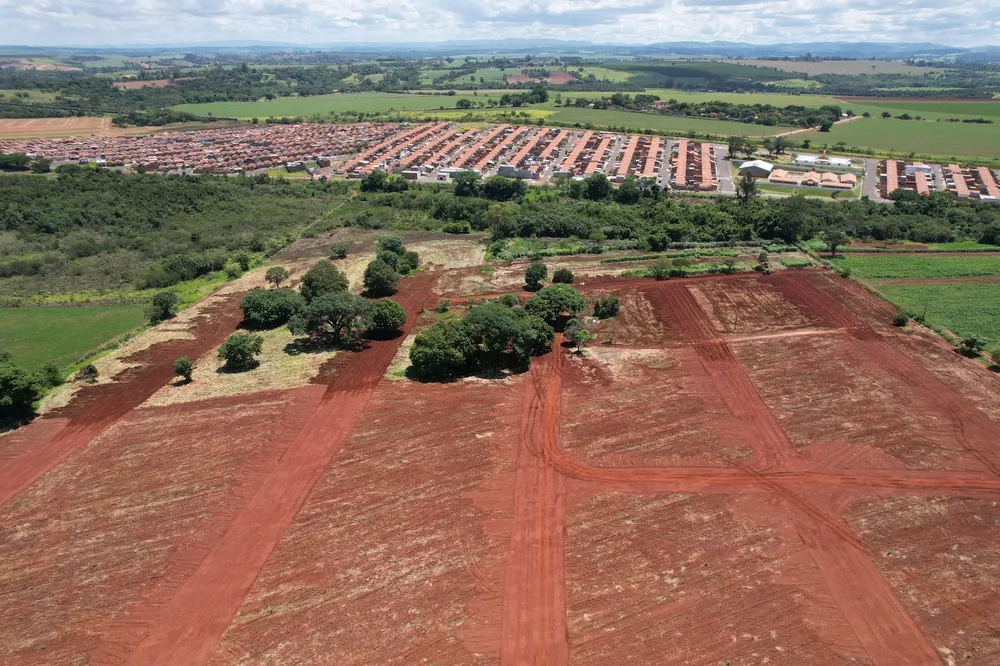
77, 363, 99, 383
564, 318, 591, 353
173, 357, 194, 383
40, 362, 63, 388
218, 332, 264, 370
265, 266, 289, 288
0, 354, 43, 423
366, 299, 407, 333
736, 172, 759, 204
240, 288, 304, 329
147, 291, 179, 324
376, 235, 405, 255
892, 312, 910, 327
400, 250, 420, 273
303, 292, 370, 345
524, 285, 587, 324
552, 268, 574, 284
363, 258, 401, 297
409, 319, 478, 379
525, 262, 548, 290
960, 336, 984, 358
300, 261, 349, 302
330, 243, 349, 259
649, 256, 673, 280
825, 230, 849, 256
234, 251, 253, 272
593, 296, 620, 319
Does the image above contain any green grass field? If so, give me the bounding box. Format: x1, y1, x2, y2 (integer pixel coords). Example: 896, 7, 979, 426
799, 118, 1000, 160
547, 107, 794, 136
175, 92, 512, 118
839, 100, 1000, 118
0, 305, 146, 370
880, 283, 1000, 347
829, 254, 1000, 279
721, 59, 947, 76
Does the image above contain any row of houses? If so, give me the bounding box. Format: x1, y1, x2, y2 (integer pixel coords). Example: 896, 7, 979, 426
670, 140, 718, 191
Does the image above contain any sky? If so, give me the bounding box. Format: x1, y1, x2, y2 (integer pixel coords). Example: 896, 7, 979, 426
1, 0, 998, 48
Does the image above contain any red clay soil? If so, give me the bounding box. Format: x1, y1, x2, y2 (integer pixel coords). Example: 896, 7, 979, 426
0, 293, 244, 507
125, 271, 436, 665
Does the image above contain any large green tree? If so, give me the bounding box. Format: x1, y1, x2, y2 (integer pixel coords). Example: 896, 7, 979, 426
300, 261, 349, 303
524, 285, 587, 324
304, 292, 371, 345
409, 319, 478, 379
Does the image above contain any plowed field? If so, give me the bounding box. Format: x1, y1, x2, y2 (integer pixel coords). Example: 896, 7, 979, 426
3, 263, 1000, 665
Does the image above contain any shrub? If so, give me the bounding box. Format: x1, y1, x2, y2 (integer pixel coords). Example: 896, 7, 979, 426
892, 312, 910, 327
564, 318, 592, 352
303, 292, 370, 344
240, 288, 305, 329
649, 256, 672, 280
330, 243, 349, 259
363, 258, 400, 297
173, 357, 194, 383
224, 261, 243, 279
300, 261, 349, 302
377, 235, 405, 255
525, 261, 547, 290
442, 222, 471, 234
218, 332, 264, 370
0, 355, 43, 423
77, 363, 99, 383
552, 268, 574, 284
265, 266, 289, 288
366, 299, 408, 333
593, 296, 620, 319
400, 250, 420, 273
437, 298, 451, 313
959, 336, 984, 358
409, 319, 477, 379
376, 250, 401, 270
495, 294, 521, 307
40, 362, 63, 388
524, 285, 587, 324
147, 291, 179, 324
234, 251, 253, 271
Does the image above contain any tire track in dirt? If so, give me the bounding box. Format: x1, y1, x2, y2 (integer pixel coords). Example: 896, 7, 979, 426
123, 272, 436, 666
647, 281, 798, 469
0, 295, 244, 508
501, 341, 568, 665
770, 271, 1000, 478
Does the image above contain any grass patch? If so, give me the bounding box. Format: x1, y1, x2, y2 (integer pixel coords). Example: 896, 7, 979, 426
174, 92, 513, 119
797, 118, 1000, 160
879, 283, 1000, 347
547, 107, 793, 137
780, 257, 812, 268
0, 305, 146, 370
829, 254, 1000, 280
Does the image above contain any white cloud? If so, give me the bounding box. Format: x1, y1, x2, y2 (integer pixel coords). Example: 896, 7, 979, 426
0, 0, 996, 47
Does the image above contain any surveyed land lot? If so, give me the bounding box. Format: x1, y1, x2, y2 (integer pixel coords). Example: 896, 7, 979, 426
2, 236, 1000, 664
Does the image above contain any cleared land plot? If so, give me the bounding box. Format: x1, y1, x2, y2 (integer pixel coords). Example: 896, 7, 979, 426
548, 107, 793, 136
0, 305, 146, 370
4, 258, 1000, 664
0, 116, 110, 139
798, 118, 1000, 159
724, 59, 947, 75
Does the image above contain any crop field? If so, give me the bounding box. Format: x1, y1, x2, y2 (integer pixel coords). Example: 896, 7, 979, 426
798, 117, 1000, 159
548, 107, 794, 136
0, 305, 146, 370
4, 234, 1000, 664
829, 253, 1000, 279
0, 116, 111, 139
722, 59, 948, 76
835, 99, 1000, 118
174, 92, 511, 118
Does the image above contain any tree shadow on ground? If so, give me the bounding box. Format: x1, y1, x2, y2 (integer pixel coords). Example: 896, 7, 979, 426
216, 361, 260, 374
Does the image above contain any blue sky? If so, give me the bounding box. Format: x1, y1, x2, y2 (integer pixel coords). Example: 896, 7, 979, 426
1, 0, 997, 48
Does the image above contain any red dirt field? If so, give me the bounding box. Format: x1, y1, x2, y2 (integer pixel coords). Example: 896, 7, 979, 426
4, 266, 1000, 664
0, 116, 111, 139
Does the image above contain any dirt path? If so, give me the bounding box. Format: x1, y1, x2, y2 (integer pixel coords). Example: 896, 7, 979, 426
0, 295, 243, 508
502, 345, 568, 664
124, 272, 435, 666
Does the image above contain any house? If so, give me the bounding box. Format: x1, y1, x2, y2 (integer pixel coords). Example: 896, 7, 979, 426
738, 160, 774, 178
768, 168, 799, 185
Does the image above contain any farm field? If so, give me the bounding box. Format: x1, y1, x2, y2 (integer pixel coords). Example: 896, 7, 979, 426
3, 230, 1000, 664
0, 305, 146, 370
174, 92, 511, 118
722, 59, 948, 75
0, 116, 111, 139
798, 117, 1000, 159
829, 253, 1000, 279
547, 107, 794, 136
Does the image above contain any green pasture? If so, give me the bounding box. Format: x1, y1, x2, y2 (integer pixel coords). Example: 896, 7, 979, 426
798, 118, 1000, 160
546, 107, 793, 136
839, 100, 1000, 118
174, 92, 510, 118
879, 283, 1000, 347
0, 305, 146, 370
828, 254, 1000, 280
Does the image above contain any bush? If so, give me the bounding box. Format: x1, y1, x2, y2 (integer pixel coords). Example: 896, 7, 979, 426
960, 336, 984, 358
593, 296, 620, 319
224, 261, 243, 279
437, 297, 451, 313
300, 261, 349, 302
265, 266, 289, 288
240, 288, 305, 329
409, 319, 478, 379
400, 250, 420, 273
552, 268, 574, 284
0, 355, 43, 423
366, 299, 408, 333
234, 251, 253, 271
442, 222, 471, 234
363, 258, 401, 297
525, 261, 547, 290
218, 332, 264, 370
40, 362, 63, 388
173, 357, 194, 383
649, 256, 673, 280
495, 294, 521, 307
376, 250, 401, 270
465, 303, 554, 361
147, 291, 179, 324
524, 285, 587, 324
77, 363, 99, 383
330, 243, 349, 259
377, 235, 405, 255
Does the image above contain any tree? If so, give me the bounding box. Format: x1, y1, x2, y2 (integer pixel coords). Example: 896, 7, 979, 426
300, 261, 348, 302
330, 243, 349, 259
303, 292, 370, 345
649, 256, 673, 280
564, 318, 591, 352
825, 230, 849, 256
525, 262, 548, 290
218, 333, 263, 370
147, 291, 179, 323
173, 357, 194, 383
366, 299, 407, 333
456, 98, 473, 109
360, 169, 389, 193
881, 111, 892, 119
960, 336, 984, 358
453, 171, 482, 197
240, 288, 304, 329
593, 296, 620, 319
376, 249, 401, 270
363, 258, 401, 297
727, 136, 747, 159
377, 235, 405, 255
772, 136, 788, 156
77, 364, 99, 383
465, 303, 554, 361
400, 250, 420, 273
29, 157, 52, 174
585, 172, 612, 201
736, 172, 759, 204
0, 354, 43, 424
525, 285, 587, 324
552, 268, 574, 284
265, 266, 289, 288
409, 319, 478, 379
